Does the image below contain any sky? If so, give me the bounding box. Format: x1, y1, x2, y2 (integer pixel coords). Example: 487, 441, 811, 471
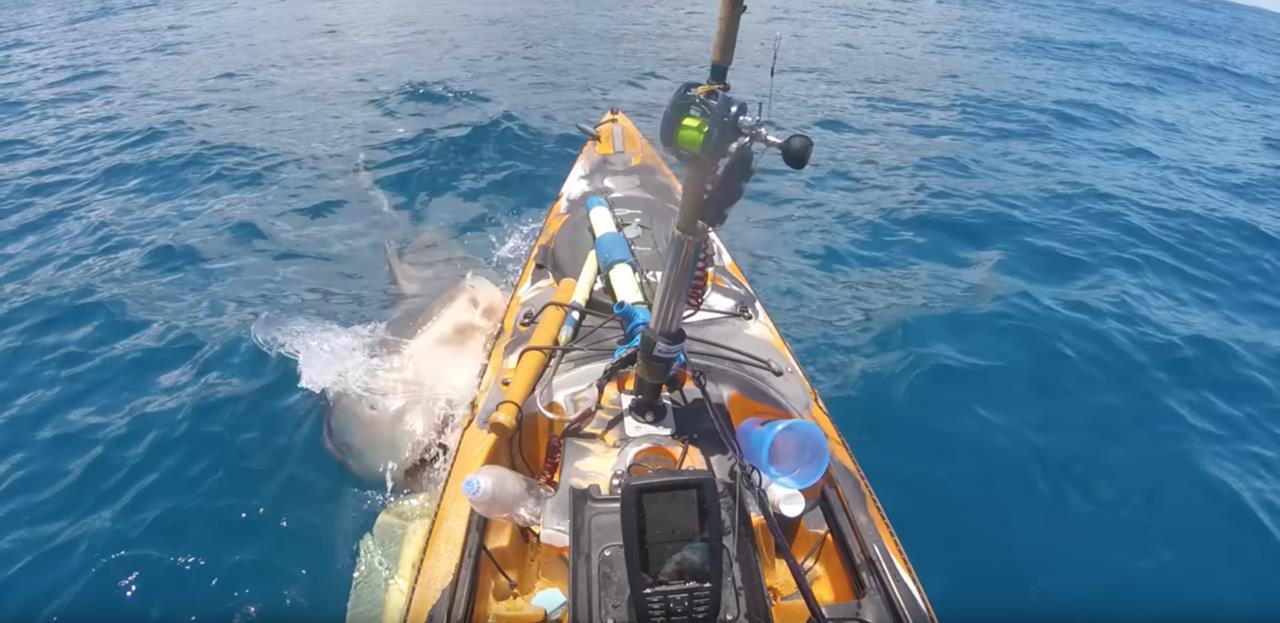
1227, 0, 1280, 12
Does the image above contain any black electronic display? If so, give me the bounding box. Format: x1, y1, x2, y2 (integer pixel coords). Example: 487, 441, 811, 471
621, 470, 723, 623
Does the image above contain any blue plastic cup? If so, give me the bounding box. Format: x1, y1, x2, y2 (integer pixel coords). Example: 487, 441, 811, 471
735, 417, 831, 489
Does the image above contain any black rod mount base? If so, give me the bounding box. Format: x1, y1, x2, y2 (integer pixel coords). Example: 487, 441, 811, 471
628, 328, 686, 423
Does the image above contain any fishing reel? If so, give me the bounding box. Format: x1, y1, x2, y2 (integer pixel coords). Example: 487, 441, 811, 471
659, 82, 813, 227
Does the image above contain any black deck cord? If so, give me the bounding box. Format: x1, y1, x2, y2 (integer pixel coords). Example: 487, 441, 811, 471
523, 341, 779, 379
683, 333, 779, 370
565, 311, 620, 345
524, 300, 615, 325
480, 544, 518, 591
558, 333, 783, 377
561, 351, 635, 440
572, 331, 627, 350
517, 344, 618, 358
686, 307, 754, 322
684, 349, 781, 376
801, 528, 831, 574
690, 368, 829, 623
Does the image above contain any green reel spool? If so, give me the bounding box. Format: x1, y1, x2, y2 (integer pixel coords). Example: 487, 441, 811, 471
659, 82, 728, 163
674, 115, 709, 158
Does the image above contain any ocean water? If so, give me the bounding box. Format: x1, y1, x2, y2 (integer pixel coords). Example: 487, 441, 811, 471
2, 0, 1278, 620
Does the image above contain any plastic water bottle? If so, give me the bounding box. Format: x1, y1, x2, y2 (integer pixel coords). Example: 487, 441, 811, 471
461, 465, 549, 527
736, 417, 831, 490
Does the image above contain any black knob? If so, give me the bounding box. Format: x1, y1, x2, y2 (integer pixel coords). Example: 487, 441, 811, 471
780, 134, 813, 170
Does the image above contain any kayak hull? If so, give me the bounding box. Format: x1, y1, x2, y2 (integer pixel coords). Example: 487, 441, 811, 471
348, 110, 934, 623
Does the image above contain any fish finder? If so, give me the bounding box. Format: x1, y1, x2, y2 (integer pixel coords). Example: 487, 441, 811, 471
621, 470, 723, 623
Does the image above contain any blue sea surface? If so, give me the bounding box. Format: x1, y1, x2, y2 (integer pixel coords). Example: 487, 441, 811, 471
2, 0, 1278, 620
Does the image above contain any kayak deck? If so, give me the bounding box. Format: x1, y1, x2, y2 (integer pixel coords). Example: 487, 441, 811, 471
350, 110, 933, 623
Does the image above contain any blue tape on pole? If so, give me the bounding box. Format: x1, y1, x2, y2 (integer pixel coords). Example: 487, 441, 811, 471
559, 301, 584, 334
586, 195, 609, 210
594, 231, 635, 272
614, 333, 686, 365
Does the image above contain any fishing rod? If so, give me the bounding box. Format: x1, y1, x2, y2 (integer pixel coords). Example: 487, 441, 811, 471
626, 1, 823, 621
708, 0, 746, 85
631, 0, 812, 420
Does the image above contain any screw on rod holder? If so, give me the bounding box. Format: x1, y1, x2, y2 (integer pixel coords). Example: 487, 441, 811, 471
779, 134, 813, 170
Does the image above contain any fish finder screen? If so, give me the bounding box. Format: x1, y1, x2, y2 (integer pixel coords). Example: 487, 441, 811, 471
640, 488, 711, 583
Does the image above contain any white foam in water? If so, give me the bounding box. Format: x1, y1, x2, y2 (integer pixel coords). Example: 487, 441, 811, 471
252, 272, 505, 489
251, 313, 391, 396
251, 313, 461, 466
491, 219, 543, 284
255, 314, 460, 492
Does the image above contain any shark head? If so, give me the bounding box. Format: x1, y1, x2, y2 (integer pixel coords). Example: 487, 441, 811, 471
322, 237, 506, 489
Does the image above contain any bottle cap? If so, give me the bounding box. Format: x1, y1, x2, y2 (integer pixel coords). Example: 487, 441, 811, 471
531, 588, 568, 620
461, 475, 486, 500
765, 479, 806, 518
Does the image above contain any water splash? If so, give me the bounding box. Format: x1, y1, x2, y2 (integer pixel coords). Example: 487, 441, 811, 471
250, 314, 390, 396
490, 218, 542, 285
249, 275, 500, 491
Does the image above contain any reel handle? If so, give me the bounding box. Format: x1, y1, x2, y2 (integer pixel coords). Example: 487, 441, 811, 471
756, 132, 814, 170
779, 134, 813, 170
